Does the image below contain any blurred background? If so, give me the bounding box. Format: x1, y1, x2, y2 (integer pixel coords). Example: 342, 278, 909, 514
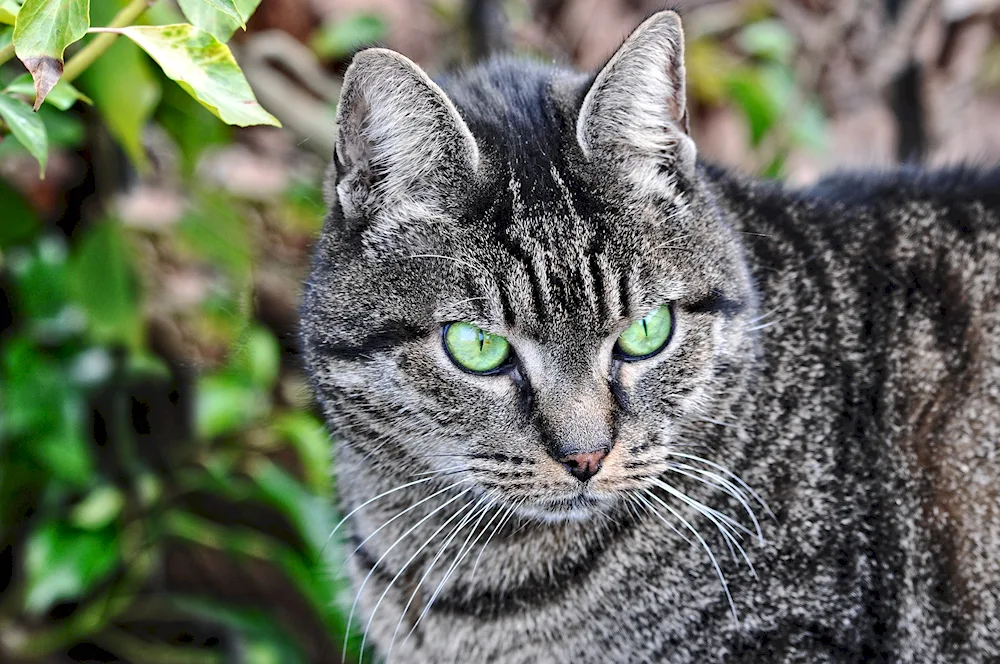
1, 0, 999, 662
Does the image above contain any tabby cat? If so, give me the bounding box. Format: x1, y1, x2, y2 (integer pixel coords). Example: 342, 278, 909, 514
300, 10, 1000, 663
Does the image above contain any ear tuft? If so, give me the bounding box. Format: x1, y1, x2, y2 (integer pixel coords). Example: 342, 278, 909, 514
576, 11, 694, 173
333, 48, 479, 223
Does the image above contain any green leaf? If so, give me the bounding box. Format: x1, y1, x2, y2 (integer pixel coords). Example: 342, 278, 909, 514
195, 373, 268, 438
177, 0, 262, 42
0, 26, 12, 49
24, 521, 120, 615
726, 67, 781, 146
113, 24, 280, 127
792, 99, 829, 153
68, 222, 143, 349
271, 412, 332, 496
0, 0, 20, 25
178, 192, 253, 283
0, 91, 47, 175
249, 459, 333, 554
71, 485, 125, 529
77, 35, 161, 169
172, 597, 307, 664
311, 13, 385, 60
156, 74, 232, 173
231, 326, 280, 389
199, 0, 245, 24
5, 72, 92, 111
737, 20, 796, 65
12, 0, 90, 109
34, 419, 94, 487
0, 177, 39, 247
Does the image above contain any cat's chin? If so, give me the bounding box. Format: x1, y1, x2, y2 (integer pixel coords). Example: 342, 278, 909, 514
516, 492, 617, 523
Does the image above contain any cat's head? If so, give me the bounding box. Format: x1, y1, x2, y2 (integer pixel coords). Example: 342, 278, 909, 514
302, 11, 755, 522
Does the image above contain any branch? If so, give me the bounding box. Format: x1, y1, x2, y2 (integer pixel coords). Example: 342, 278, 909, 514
63, 0, 153, 83
863, 0, 937, 91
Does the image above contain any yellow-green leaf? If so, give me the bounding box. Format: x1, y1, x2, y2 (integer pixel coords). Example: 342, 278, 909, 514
12, 0, 90, 110
177, 0, 262, 42
201, 0, 245, 25
0, 91, 47, 175
0, 0, 20, 25
112, 24, 279, 127
5, 72, 91, 111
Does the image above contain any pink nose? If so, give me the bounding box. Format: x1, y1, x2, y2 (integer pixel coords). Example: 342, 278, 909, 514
558, 450, 607, 482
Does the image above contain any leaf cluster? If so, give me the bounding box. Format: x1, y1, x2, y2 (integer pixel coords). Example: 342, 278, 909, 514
0, 196, 356, 661
0, 0, 278, 177
0, 2, 380, 661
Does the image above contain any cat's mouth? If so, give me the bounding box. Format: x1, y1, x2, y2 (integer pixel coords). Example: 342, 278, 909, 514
518, 490, 613, 522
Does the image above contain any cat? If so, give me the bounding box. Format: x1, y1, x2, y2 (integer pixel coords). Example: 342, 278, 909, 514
300, 10, 1000, 663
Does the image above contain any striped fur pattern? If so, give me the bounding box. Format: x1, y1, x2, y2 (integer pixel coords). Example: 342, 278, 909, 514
301, 11, 1000, 663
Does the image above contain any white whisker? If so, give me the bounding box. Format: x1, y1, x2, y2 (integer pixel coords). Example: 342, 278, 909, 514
650, 478, 758, 580
389, 498, 497, 660
323, 475, 440, 552
342, 487, 472, 663
360, 496, 480, 659
469, 499, 522, 585
337, 479, 471, 576
639, 488, 739, 623
663, 451, 775, 521
666, 462, 764, 544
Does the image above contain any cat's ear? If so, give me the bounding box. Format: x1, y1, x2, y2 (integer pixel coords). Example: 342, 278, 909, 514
332, 48, 479, 223
576, 11, 695, 175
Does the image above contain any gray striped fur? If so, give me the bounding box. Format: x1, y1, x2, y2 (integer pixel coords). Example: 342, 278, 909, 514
301, 11, 1000, 663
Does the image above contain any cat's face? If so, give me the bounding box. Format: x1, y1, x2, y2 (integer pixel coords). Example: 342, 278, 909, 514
302, 12, 754, 521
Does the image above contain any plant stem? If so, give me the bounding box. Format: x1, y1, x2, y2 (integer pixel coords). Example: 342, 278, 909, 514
63, 0, 153, 83
0, 42, 14, 68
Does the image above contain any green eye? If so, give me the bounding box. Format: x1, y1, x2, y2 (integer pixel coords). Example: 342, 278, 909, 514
616, 305, 673, 360
443, 322, 512, 374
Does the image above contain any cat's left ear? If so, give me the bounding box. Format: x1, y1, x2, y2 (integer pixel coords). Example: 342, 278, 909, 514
331, 48, 479, 224
576, 11, 695, 176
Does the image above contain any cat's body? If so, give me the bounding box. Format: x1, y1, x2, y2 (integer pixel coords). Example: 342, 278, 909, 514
301, 12, 1000, 663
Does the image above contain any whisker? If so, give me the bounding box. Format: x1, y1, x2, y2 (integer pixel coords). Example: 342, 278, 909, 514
651, 478, 751, 535
629, 489, 691, 544
650, 479, 758, 580
390, 498, 498, 659
469, 499, 522, 585
323, 475, 440, 553
666, 463, 764, 544
744, 320, 779, 333
663, 451, 775, 521
337, 479, 472, 576
410, 466, 465, 478
343, 488, 472, 664
359, 496, 480, 659
639, 488, 739, 623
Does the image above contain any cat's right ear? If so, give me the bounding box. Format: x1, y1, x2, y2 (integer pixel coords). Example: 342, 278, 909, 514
331, 48, 479, 224
576, 11, 696, 179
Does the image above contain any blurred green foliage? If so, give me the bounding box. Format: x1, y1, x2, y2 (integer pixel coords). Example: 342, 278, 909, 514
0, 209, 355, 661
0, 1, 373, 662
687, 16, 828, 177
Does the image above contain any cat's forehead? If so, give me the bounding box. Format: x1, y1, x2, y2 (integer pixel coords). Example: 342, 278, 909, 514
448, 169, 644, 343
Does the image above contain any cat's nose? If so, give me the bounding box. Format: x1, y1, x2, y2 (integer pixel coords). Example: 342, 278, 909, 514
558, 450, 607, 482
